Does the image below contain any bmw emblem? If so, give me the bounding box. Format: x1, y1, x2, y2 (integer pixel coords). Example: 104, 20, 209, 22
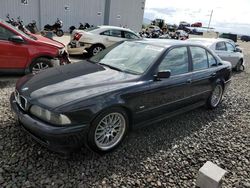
22, 87, 29, 91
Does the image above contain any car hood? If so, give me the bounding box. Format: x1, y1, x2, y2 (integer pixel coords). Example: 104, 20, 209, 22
33, 34, 65, 48
16, 61, 139, 110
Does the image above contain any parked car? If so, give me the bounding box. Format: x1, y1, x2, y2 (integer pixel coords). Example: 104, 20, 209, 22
188, 38, 244, 71
11, 39, 232, 155
241, 35, 250, 42
67, 25, 140, 56
219, 33, 237, 42
0, 19, 70, 74
191, 22, 202, 27
147, 25, 161, 32
176, 30, 189, 40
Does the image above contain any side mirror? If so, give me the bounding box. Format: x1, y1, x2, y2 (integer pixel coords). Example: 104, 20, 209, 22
234, 47, 242, 53
9, 35, 24, 43
155, 70, 171, 80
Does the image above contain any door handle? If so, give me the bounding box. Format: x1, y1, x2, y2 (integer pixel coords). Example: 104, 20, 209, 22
186, 79, 192, 84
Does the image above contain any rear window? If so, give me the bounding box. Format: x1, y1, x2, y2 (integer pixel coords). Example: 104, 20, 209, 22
85, 26, 99, 32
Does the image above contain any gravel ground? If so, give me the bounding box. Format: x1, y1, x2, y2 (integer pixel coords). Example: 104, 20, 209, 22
0, 42, 250, 187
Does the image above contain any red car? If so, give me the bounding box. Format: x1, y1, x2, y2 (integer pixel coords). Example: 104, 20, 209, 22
191, 22, 202, 27
0, 19, 70, 74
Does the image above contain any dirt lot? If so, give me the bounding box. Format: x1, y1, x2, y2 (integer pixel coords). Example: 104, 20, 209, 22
0, 38, 249, 187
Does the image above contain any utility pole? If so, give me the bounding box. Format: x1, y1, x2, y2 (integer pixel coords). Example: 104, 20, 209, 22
208, 9, 213, 31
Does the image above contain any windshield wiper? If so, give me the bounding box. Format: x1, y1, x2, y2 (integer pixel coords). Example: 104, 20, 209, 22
98, 63, 124, 72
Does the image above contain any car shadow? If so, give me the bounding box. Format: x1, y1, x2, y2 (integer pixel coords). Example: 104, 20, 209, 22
8, 102, 227, 185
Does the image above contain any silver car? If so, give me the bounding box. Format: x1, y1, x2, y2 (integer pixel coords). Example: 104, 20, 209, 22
188, 38, 244, 71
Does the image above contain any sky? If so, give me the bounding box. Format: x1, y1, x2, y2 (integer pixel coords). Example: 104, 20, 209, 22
144, 0, 250, 35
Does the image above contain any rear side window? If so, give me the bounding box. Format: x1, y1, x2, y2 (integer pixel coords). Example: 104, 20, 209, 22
216, 42, 226, 51
0, 25, 15, 40
110, 30, 122, 37
101, 30, 122, 38
159, 47, 189, 76
190, 47, 209, 71
101, 30, 110, 36
124, 31, 139, 39
207, 52, 217, 67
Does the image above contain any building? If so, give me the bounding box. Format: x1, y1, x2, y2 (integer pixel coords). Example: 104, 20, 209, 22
0, 0, 146, 32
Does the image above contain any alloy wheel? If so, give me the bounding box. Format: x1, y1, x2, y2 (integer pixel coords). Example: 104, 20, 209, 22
32, 62, 49, 74
92, 46, 103, 56
94, 112, 126, 151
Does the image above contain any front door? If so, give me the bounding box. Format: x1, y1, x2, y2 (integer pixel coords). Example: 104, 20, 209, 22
134, 46, 193, 123
0, 24, 28, 70
225, 42, 239, 67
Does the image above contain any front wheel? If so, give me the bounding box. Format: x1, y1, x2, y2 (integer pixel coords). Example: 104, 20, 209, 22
87, 108, 129, 154
56, 29, 64, 37
235, 60, 243, 72
29, 58, 52, 74
206, 83, 224, 109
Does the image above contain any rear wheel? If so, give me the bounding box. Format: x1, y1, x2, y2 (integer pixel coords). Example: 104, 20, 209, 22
235, 59, 243, 72
56, 29, 64, 37
207, 83, 224, 109
29, 58, 52, 74
88, 44, 105, 57
87, 108, 129, 153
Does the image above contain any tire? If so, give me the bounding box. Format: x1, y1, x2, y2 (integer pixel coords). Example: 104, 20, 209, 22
88, 44, 105, 57
235, 59, 243, 72
87, 107, 129, 154
56, 29, 64, 37
29, 58, 52, 74
206, 82, 224, 109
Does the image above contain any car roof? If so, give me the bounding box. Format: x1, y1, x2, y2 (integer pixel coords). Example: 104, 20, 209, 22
98, 25, 134, 32
189, 38, 234, 43
135, 39, 207, 49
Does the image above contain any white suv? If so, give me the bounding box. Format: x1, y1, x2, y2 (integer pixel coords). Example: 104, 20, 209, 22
67, 25, 140, 56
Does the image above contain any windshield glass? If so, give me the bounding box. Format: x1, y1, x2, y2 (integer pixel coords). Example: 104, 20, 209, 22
90, 41, 164, 75
4, 21, 37, 40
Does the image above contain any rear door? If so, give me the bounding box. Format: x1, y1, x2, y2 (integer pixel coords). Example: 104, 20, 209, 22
189, 46, 218, 102
100, 29, 125, 47
0, 24, 28, 69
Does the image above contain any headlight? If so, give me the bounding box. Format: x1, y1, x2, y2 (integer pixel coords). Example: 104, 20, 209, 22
30, 105, 71, 125
58, 47, 66, 55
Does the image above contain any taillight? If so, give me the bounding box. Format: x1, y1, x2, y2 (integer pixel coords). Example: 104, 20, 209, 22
73, 33, 82, 41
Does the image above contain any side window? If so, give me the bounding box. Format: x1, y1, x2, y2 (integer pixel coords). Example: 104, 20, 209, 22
190, 47, 208, 71
0, 25, 15, 40
207, 52, 217, 67
124, 31, 139, 39
100, 30, 110, 36
225, 42, 235, 52
110, 30, 122, 38
215, 42, 226, 51
158, 47, 189, 76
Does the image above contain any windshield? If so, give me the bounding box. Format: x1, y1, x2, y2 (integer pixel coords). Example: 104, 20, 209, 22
4, 21, 37, 40
90, 41, 164, 75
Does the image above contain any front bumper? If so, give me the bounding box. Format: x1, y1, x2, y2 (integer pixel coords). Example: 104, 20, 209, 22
10, 93, 88, 154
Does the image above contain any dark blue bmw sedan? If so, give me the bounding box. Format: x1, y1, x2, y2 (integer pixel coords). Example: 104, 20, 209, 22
10, 39, 232, 155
